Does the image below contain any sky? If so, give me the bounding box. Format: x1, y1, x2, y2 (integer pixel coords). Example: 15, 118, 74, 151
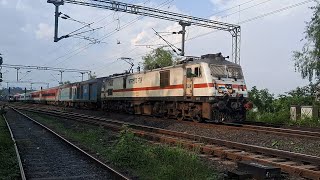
0, 0, 316, 95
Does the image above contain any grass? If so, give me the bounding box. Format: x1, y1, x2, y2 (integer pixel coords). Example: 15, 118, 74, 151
26, 112, 220, 180
0, 115, 20, 179
247, 110, 320, 127
109, 129, 218, 180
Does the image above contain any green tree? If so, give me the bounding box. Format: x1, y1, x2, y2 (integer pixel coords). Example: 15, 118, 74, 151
293, 2, 320, 82
142, 48, 174, 70
248, 86, 274, 112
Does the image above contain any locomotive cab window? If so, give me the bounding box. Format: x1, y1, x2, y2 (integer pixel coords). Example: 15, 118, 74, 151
123, 77, 127, 89
186, 68, 192, 78
160, 70, 170, 88
194, 67, 201, 77
107, 89, 113, 96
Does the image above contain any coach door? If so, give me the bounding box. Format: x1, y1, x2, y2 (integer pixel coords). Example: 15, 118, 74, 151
185, 67, 193, 97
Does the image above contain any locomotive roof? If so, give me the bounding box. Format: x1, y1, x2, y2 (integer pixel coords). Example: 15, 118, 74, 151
101, 53, 241, 79
185, 53, 241, 67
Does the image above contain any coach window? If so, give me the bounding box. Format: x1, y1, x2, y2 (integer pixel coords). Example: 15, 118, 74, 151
69, 87, 72, 99
194, 67, 201, 77
160, 70, 170, 88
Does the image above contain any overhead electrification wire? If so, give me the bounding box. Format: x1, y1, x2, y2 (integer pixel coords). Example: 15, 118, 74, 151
34, 0, 172, 85
52, 0, 174, 69
50, 0, 162, 68
41, 0, 138, 67
186, 0, 314, 42
109, 0, 313, 71
91, 0, 272, 73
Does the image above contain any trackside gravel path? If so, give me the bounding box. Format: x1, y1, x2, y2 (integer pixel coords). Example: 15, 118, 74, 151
6, 109, 114, 180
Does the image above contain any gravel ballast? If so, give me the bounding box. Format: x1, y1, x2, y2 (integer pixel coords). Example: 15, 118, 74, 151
17, 103, 320, 157
6, 108, 115, 180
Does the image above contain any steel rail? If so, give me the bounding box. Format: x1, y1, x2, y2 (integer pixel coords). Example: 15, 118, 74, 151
2, 114, 26, 180
9, 107, 130, 180
13, 104, 320, 140
11, 104, 320, 179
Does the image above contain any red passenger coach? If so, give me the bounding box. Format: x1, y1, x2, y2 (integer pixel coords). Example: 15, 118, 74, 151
41, 88, 59, 103
30, 91, 41, 101
29, 87, 59, 103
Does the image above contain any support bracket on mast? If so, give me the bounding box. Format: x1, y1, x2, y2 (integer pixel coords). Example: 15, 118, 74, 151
48, 0, 65, 42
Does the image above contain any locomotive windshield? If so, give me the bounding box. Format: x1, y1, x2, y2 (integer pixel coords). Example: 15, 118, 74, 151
227, 66, 243, 79
210, 65, 227, 78
210, 64, 243, 79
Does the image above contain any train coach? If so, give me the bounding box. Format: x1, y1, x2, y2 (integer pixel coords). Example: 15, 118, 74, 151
101, 53, 252, 122
14, 78, 102, 108
57, 78, 102, 108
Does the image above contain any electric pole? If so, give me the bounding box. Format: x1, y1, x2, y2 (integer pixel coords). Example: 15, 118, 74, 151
59, 70, 64, 84
0, 53, 3, 82
47, 0, 64, 42
80, 72, 85, 81
15, 67, 20, 82
179, 21, 191, 56
47, 0, 241, 64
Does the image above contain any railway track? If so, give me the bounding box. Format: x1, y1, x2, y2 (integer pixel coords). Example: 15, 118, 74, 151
240, 120, 320, 132
4, 107, 129, 180
212, 122, 320, 141
11, 103, 320, 141
10, 104, 320, 179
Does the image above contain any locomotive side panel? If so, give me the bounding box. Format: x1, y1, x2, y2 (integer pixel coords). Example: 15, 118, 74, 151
105, 66, 185, 99
101, 63, 218, 121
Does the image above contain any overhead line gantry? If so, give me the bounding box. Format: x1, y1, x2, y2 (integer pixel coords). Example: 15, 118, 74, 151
47, 0, 241, 64
0, 64, 91, 82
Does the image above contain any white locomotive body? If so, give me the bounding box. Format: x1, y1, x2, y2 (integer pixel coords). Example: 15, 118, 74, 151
101, 53, 251, 122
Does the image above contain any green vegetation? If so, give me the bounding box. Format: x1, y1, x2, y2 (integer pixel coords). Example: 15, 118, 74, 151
27, 112, 219, 180
0, 116, 20, 179
109, 129, 218, 180
247, 85, 320, 127
251, 2, 320, 127
293, 2, 320, 82
143, 48, 175, 70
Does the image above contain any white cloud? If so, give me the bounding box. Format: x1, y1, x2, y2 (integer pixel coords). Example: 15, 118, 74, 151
0, 0, 8, 6
0, 0, 315, 93
15, 0, 31, 11
35, 23, 54, 40
131, 31, 147, 45
210, 0, 229, 6
20, 24, 31, 33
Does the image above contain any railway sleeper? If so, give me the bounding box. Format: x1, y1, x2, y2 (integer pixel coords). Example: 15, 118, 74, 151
134, 130, 320, 179
13, 105, 320, 179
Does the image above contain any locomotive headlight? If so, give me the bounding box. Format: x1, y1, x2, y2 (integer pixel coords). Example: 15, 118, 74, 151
244, 102, 253, 110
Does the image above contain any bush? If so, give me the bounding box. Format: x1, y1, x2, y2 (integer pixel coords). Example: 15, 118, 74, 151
108, 128, 218, 180
291, 116, 320, 127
